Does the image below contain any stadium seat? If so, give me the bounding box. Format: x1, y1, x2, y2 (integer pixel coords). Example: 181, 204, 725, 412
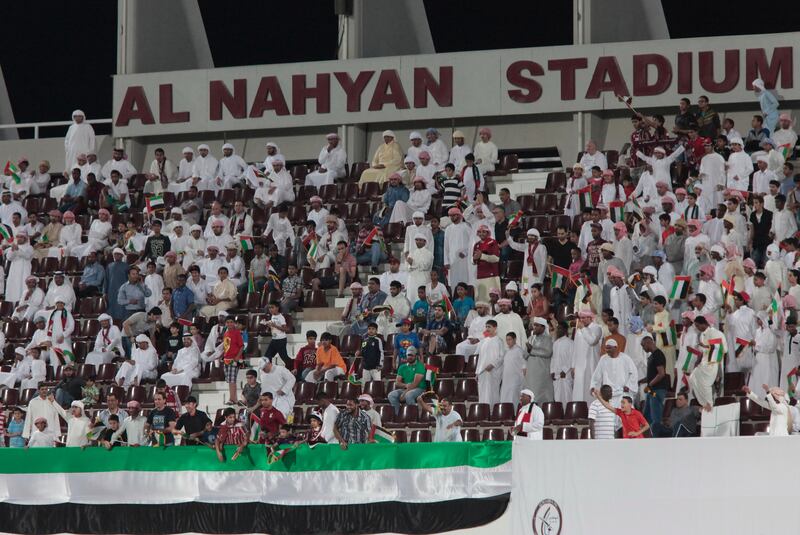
359, 182, 381, 201
714, 396, 736, 406
96, 363, 117, 383
491, 402, 516, 425
580, 427, 594, 439
377, 404, 395, 425
440, 355, 464, 377
362, 380, 386, 402
517, 195, 536, 215
740, 397, 769, 421
464, 403, 490, 427
461, 429, 481, 442
1, 388, 19, 406
338, 381, 362, 401
392, 430, 407, 443
410, 430, 432, 443
543, 428, 555, 440
315, 382, 338, 401
127, 385, 146, 404
541, 401, 564, 424
304, 290, 329, 308
434, 379, 454, 400
556, 426, 579, 440
106, 385, 126, 403
454, 378, 478, 402
19, 388, 36, 406
395, 405, 419, 425
724, 372, 745, 395
564, 401, 589, 424
481, 428, 505, 442
295, 382, 317, 404
339, 335, 362, 355
349, 162, 370, 181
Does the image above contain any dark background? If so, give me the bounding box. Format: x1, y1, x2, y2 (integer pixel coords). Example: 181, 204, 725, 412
1, 1, 797, 126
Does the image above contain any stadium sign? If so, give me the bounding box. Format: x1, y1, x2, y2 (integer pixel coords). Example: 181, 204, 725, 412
113, 32, 798, 137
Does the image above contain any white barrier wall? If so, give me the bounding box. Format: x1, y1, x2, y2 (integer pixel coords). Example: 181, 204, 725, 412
511, 436, 798, 535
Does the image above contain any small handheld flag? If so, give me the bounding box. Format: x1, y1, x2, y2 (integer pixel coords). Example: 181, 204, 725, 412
707, 338, 725, 362
369, 424, 395, 443
439, 294, 456, 318
52, 347, 76, 365
507, 210, 524, 228
3, 161, 21, 185
0, 224, 12, 243
247, 271, 256, 294
669, 275, 691, 300
734, 337, 752, 357
239, 235, 254, 252
363, 227, 380, 247
576, 185, 593, 211
550, 265, 572, 291
145, 194, 165, 213
347, 361, 361, 386
424, 363, 439, 388
608, 200, 625, 222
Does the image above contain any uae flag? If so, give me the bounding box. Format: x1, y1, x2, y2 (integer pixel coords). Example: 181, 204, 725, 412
669, 275, 691, 300
0, 443, 511, 535
362, 227, 380, 247
787, 368, 799, 397
439, 293, 456, 318
52, 347, 76, 365
0, 224, 12, 243
721, 277, 735, 300
683, 346, 703, 372
779, 143, 794, 160
707, 338, 725, 362
734, 337, 752, 357
4, 161, 21, 184
145, 194, 165, 213
247, 271, 256, 294
667, 321, 678, 346
507, 210, 524, 228
576, 185, 593, 210
177, 318, 193, 328
608, 200, 625, 222
424, 363, 439, 387
550, 265, 571, 290
239, 235, 254, 251
346, 360, 361, 386
369, 425, 395, 444
306, 239, 319, 262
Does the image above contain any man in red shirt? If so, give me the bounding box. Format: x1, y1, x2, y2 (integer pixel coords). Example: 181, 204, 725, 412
592, 391, 649, 438
472, 224, 500, 302
222, 316, 244, 406
215, 407, 248, 462
256, 391, 287, 444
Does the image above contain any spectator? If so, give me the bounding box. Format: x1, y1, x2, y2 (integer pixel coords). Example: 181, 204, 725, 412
22, 386, 61, 440
593, 391, 649, 439
112, 400, 148, 446
7, 407, 25, 447
651, 390, 699, 437
318, 392, 340, 443
50, 397, 92, 447
215, 407, 248, 462
387, 347, 427, 411
473, 127, 498, 174
512, 389, 544, 440
308, 332, 346, 383
55, 363, 84, 407
115, 334, 158, 387
359, 131, 404, 185
356, 322, 384, 382
96, 391, 128, 426
294, 330, 318, 381
588, 384, 617, 439
333, 398, 372, 450
640, 335, 669, 425
241, 369, 261, 410
257, 356, 296, 418
696, 95, 720, 139
418, 394, 463, 442
744, 115, 770, 153
27, 416, 56, 448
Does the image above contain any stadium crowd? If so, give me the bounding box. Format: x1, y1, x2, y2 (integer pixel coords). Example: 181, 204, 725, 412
0, 91, 798, 451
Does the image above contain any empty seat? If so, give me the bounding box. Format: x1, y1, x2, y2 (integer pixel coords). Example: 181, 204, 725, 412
541, 401, 564, 423
580, 427, 594, 439
338, 381, 362, 401
410, 429, 432, 443
434, 379, 455, 400
377, 404, 395, 424
481, 428, 505, 442
339, 335, 362, 355
564, 401, 589, 423
440, 355, 465, 376
362, 380, 386, 402
315, 382, 338, 401
464, 403, 490, 427
395, 405, 419, 425
491, 402, 516, 425
556, 426, 579, 440
295, 382, 317, 403
454, 378, 478, 402
1, 388, 19, 406
304, 290, 329, 308
461, 428, 481, 442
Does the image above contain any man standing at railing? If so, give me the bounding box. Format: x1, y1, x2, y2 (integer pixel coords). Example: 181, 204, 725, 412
64, 110, 95, 175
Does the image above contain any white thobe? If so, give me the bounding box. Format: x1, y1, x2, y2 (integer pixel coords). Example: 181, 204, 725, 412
72, 219, 111, 258
390, 189, 432, 224
449, 144, 472, 170
781, 332, 800, 392
52, 403, 91, 447
144, 273, 164, 311
307, 208, 329, 233
321, 404, 340, 444
402, 223, 434, 258
493, 312, 527, 349
47, 309, 75, 355
204, 214, 231, 238
264, 214, 296, 256
675, 326, 699, 391
572, 323, 603, 402
699, 152, 726, 207
54, 223, 82, 257
476, 335, 504, 407
443, 222, 472, 288
149, 158, 176, 184
192, 155, 220, 190
85, 326, 123, 367
747, 391, 789, 436
218, 154, 248, 189
474, 141, 498, 174
28, 430, 56, 447
5, 244, 33, 303
101, 159, 137, 181
687, 327, 725, 408
405, 247, 433, 300
590, 353, 639, 405
749, 326, 778, 391
752, 169, 777, 195
765, 259, 788, 294
12, 286, 44, 321
616, 236, 633, 273
514, 403, 545, 440
609, 285, 633, 336
578, 151, 608, 178
771, 209, 797, 244
455, 314, 490, 358
636, 146, 684, 185
113, 415, 149, 446
726, 151, 753, 191
425, 139, 449, 170
306, 145, 347, 187
725, 306, 756, 373
263, 169, 295, 205
258, 363, 297, 418
507, 241, 547, 289
172, 158, 195, 193
22, 396, 62, 438
550, 337, 574, 404
632, 172, 659, 207
115, 346, 158, 385
162, 345, 201, 388
64, 121, 95, 171
500, 345, 526, 404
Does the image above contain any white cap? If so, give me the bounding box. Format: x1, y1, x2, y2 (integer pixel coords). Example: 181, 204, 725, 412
190, 224, 203, 232
505, 281, 518, 292
414, 233, 428, 243
98, 313, 112, 322
643, 266, 657, 277
412, 211, 425, 219
729, 137, 744, 146
533, 317, 548, 327
757, 155, 769, 164
135, 334, 150, 343
222, 143, 234, 151
409, 131, 422, 140
197, 144, 210, 151
604, 339, 618, 348
527, 228, 540, 238
70, 400, 85, 411
217, 310, 228, 318
520, 389, 535, 401
382, 130, 395, 138
112, 247, 125, 256
266, 142, 278, 149
181, 146, 194, 154
452, 130, 465, 138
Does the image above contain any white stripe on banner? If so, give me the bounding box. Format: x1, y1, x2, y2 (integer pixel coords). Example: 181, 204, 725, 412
0, 464, 511, 506
510, 437, 800, 535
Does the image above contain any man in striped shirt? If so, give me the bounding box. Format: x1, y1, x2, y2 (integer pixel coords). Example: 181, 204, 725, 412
215, 408, 248, 462
588, 384, 617, 439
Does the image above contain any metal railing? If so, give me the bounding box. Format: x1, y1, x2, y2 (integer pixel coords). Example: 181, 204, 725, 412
0, 118, 112, 139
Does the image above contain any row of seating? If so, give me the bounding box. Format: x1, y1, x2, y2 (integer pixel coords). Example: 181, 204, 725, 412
0, 383, 192, 408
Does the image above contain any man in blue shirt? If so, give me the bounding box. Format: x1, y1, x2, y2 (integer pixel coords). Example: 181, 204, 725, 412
78, 251, 106, 298
422, 304, 452, 356
393, 318, 420, 368
116, 266, 151, 319
373, 173, 409, 227
59, 167, 87, 214
171, 273, 194, 319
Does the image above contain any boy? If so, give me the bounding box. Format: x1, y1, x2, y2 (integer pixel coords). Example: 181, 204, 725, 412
215, 407, 248, 462
263, 301, 290, 367
309, 332, 346, 383
439, 163, 464, 214
393, 319, 421, 367
593, 390, 650, 439
81, 375, 100, 408
356, 322, 384, 382
99, 414, 125, 449
256, 392, 287, 444
274, 424, 297, 446
222, 315, 245, 405
294, 330, 318, 381
280, 264, 303, 314
411, 286, 429, 328
27, 417, 56, 448
241, 370, 261, 410
7, 407, 25, 448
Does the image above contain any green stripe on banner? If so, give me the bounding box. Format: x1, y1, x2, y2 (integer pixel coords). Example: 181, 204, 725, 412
0, 442, 511, 474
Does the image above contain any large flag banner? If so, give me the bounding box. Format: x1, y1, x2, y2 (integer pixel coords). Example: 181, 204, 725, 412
0, 443, 511, 535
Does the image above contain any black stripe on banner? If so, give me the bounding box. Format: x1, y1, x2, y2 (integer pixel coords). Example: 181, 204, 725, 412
0, 495, 510, 535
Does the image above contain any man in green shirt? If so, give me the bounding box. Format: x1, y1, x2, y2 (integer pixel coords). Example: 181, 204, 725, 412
387, 347, 427, 411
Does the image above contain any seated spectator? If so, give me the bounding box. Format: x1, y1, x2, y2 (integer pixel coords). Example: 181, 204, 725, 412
420, 304, 452, 357
293, 330, 318, 381
387, 347, 427, 411
359, 130, 404, 185
389, 177, 432, 224
651, 390, 700, 437
310, 240, 356, 298
307, 332, 346, 383
351, 222, 387, 275
199, 266, 237, 318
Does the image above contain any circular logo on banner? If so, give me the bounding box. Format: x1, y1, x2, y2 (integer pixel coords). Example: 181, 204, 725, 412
532, 499, 562, 535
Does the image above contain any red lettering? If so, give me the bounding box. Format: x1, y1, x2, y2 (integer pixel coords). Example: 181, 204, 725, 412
677, 52, 693, 94
585, 56, 630, 99
209, 79, 247, 120
746, 47, 793, 89
547, 58, 587, 100
158, 84, 189, 123
292, 73, 331, 115
506, 60, 544, 103
368, 70, 410, 111
413, 66, 453, 108
249, 76, 290, 117
632, 54, 672, 96
698, 50, 739, 93
114, 86, 155, 127
334, 71, 374, 112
